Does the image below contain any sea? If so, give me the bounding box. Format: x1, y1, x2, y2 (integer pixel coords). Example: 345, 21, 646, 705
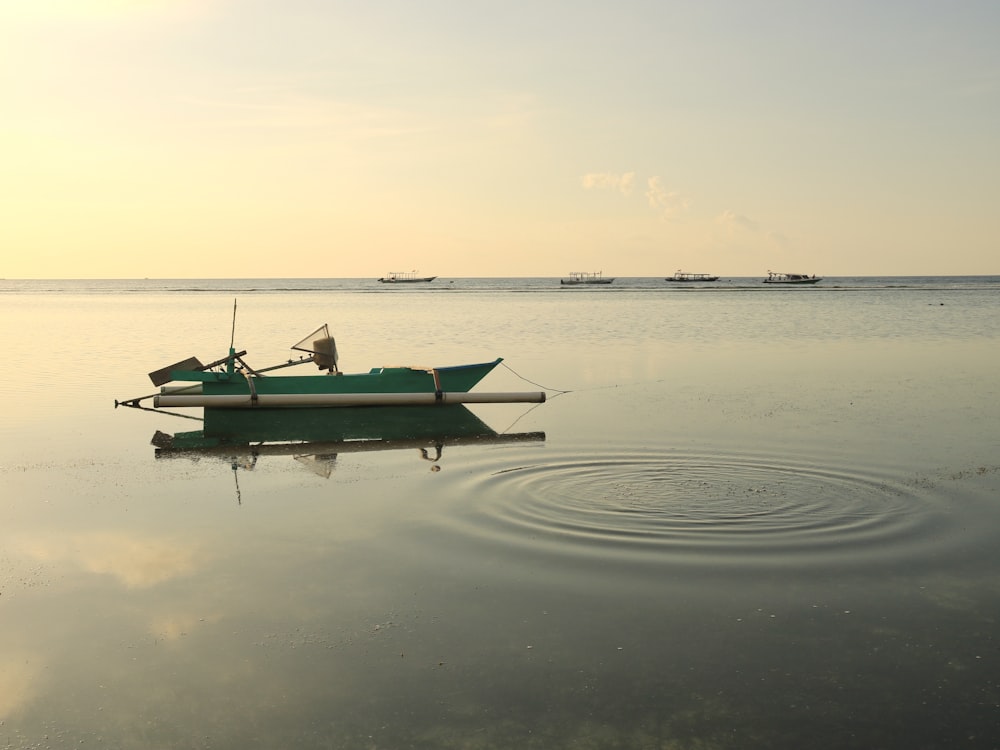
1, 275, 998, 749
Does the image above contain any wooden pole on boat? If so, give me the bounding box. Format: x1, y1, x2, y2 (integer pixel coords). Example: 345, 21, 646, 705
230, 298, 237, 350
154, 391, 546, 408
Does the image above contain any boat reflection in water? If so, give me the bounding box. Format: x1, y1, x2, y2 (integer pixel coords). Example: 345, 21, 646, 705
151, 404, 545, 478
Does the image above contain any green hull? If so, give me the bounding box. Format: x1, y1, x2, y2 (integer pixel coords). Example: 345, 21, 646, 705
188, 359, 502, 397
118, 330, 526, 414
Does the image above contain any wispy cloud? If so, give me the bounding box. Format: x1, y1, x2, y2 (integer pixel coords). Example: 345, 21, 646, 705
582, 172, 690, 220
581, 171, 635, 196
645, 176, 690, 219
715, 209, 758, 233
764, 229, 789, 248
716, 210, 789, 249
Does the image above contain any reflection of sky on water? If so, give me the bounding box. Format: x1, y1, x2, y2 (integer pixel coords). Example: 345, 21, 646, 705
13, 531, 200, 588
1, 286, 999, 747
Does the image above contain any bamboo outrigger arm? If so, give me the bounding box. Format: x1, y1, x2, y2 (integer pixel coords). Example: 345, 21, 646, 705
154, 391, 547, 409
116, 349, 250, 408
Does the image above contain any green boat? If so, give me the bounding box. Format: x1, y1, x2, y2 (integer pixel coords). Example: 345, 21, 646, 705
118, 324, 545, 411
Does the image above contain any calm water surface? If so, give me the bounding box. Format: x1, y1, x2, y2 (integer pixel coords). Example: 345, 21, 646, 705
1, 278, 998, 748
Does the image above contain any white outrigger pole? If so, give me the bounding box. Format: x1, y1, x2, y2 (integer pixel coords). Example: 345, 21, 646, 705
154, 391, 546, 408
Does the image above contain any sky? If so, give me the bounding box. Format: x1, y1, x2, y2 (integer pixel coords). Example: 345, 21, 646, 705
2, 0, 998, 278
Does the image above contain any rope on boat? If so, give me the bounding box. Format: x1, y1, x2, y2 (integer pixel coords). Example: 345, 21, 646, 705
491, 361, 570, 435
115, 400, 204, 422
502, 361, 669, 396
498, 400, 547, 436
500, 362, 571, 395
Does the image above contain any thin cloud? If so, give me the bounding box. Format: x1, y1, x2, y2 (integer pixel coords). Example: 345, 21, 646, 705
716, 209, 759, 233
764, 230, 790, 249
717, 211, 790, 249
581, 171, 635, 196
645, 176, 690, 219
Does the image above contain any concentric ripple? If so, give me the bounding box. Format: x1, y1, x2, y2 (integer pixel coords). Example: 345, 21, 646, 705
433, 443, 980, 572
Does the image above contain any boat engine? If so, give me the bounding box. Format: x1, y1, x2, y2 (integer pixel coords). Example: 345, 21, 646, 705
312, 336, 339, 373
291, 324, 340, 373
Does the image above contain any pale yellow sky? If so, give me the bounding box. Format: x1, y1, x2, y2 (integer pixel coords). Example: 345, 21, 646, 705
2, 0, 998, 278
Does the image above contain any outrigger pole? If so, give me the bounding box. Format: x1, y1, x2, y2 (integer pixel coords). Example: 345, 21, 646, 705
154, 391, 546, 408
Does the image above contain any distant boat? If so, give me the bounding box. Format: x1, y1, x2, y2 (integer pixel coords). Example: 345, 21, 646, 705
763, 271, 822, 285
666, 271, 719, 282
560, 271, 614, 286
378, 271, 437, 283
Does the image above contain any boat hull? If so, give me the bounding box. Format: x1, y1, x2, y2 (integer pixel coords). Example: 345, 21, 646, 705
149, 358, 544, 409
204, 359, 501, 396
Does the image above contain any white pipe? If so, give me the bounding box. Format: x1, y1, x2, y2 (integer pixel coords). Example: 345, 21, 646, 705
154, 391, 546, 408
160, 384, 204, 395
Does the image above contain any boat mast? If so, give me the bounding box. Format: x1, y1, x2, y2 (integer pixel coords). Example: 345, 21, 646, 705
228, 299, 238, 375
230, 299, 237, 350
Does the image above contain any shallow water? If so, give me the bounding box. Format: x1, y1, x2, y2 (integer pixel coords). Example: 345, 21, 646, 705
1, 278, 999, 748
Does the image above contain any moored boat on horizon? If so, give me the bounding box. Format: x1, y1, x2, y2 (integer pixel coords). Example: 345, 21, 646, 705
763, 271, 822, 285
560, 271, 614, 285
377, 271, 436, 283
666, 271, 719, 282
